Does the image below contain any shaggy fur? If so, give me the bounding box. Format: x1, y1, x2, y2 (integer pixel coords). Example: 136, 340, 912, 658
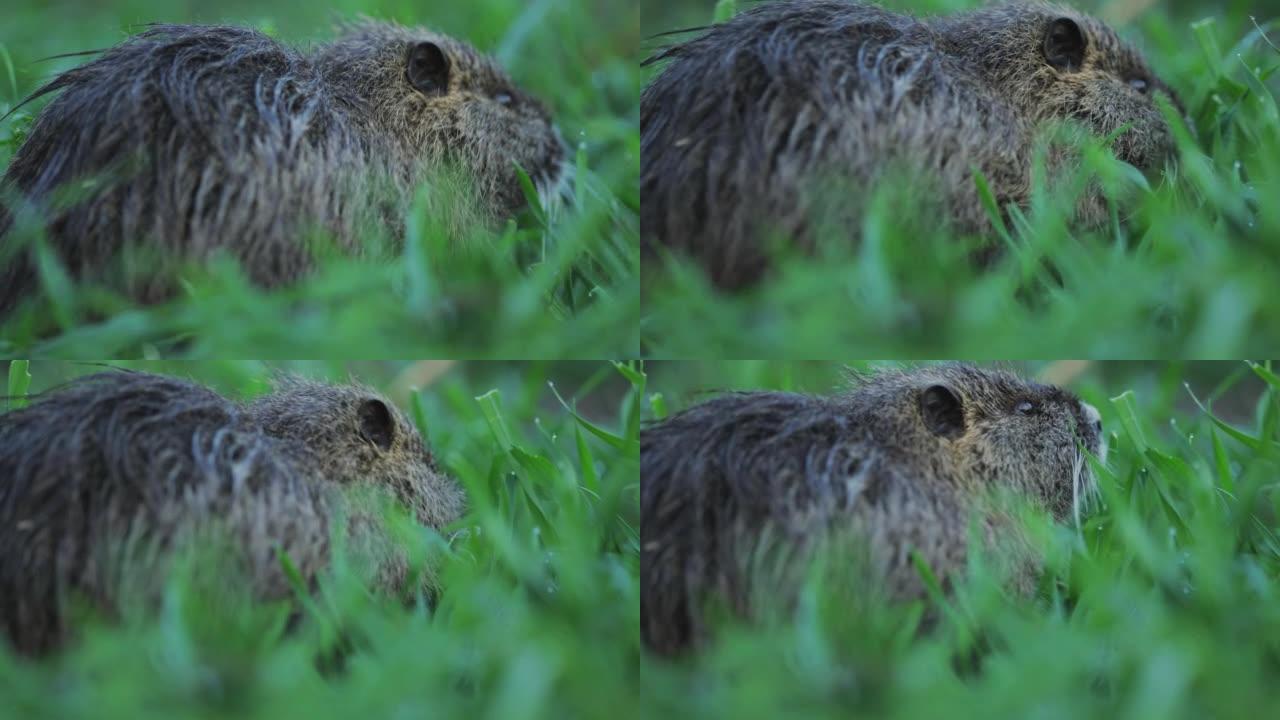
641, 0, 1179, 288
0, 370, 465, 655
0, 21, 565, 312
640, 364, 1107, 654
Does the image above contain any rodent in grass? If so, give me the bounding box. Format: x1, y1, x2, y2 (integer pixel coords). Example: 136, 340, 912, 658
640, 363, 1106, 655
641, 0, 1181, 289
0, 20, 566, 314
0, 370, 465, 655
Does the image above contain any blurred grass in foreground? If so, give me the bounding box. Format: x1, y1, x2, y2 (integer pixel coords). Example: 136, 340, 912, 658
0, 359, 641, 720
642, 360, 1280, 719
641, 0, 1280, 358
0, 0, 639, 358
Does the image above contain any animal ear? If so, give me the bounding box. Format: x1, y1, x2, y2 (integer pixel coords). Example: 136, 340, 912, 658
1043, 17, 1086, 72
406, 41, 450, 97
358, 399, 395, 451
919, 384, 965, 439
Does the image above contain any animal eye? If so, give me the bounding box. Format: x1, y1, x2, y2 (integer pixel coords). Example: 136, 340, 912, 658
1129, 77, 1149, 94
1015, 400, 1037, 415
494, 91, 515, 107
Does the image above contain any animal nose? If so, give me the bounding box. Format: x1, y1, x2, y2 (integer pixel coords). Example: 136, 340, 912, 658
1081, 401, 1102, 434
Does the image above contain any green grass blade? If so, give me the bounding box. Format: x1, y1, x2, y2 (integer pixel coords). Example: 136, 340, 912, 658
713, 0, 737, 22
6, 360, 30, 410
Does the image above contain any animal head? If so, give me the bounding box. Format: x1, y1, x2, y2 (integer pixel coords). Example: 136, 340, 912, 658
855, 364, 1106, 523
247, 378, 465, 529
316, 21, 567, 219
942, 2, 1179, 170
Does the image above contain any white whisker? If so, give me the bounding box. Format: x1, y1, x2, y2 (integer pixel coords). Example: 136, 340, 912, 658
1072, 450, 1084, 536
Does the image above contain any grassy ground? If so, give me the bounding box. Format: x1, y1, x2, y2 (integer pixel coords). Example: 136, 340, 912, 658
0, 359, 641, 719
0, 0, 639, 358
641, 360, 1280, 718
641, 0, 1280, 358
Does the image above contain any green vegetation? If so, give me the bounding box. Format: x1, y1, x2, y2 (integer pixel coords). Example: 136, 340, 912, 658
643, 360, 1280, 718
0, 360, 640, 719
641, 0, 1280, 358
0, 0, 639, 358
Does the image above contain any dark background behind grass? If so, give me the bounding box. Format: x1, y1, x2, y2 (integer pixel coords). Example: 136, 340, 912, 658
0, 0, 639, 358
640, 0, 1280, 358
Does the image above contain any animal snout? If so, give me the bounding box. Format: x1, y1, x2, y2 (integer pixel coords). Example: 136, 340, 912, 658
1081, 401, 1102, 434
1080, 401, 1107, 464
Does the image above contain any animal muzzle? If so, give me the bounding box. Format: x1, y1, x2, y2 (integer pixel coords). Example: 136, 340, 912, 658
1072, 400, 1106, 526
533, 132, 571, 211
1079, 401, 1106, 466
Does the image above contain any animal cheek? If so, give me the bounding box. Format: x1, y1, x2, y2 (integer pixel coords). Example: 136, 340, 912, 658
1076, 81, 1116, 116
458, 100, 490, 127
1044, 78, 1092, 121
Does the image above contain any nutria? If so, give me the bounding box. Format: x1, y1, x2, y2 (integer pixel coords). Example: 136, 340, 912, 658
0, 369, 465, 655
640, 363, 1106, 654
0, 20, 566, 313
641, 0, 1180, 288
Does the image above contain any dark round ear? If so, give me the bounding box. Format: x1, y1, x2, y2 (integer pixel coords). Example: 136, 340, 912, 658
1043, 17, 1086, 72
919, 385, 965, 439
358, 399, 395, 451
406, 41, 450, 97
